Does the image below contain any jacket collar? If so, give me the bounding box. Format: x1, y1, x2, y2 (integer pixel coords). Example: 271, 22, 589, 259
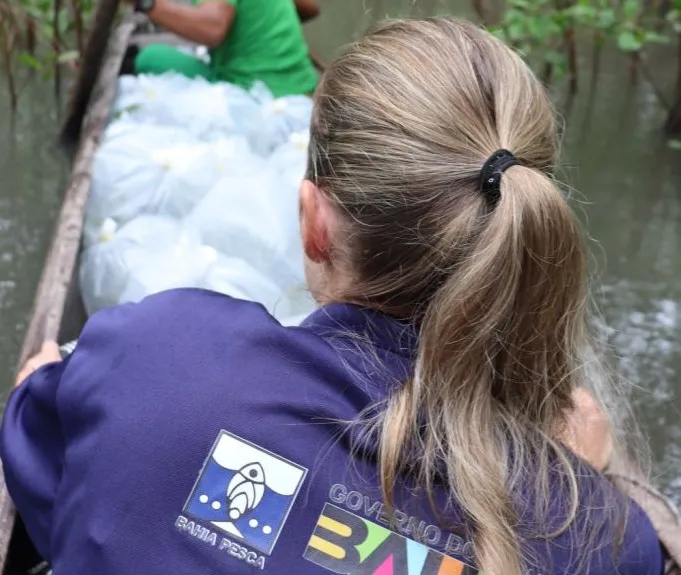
301, 303, 418, 361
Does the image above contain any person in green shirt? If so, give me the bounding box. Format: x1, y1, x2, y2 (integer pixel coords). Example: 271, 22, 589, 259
128, 0, 320, 97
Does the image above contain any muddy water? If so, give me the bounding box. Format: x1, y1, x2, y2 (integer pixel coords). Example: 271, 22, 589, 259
0, 77, 67, 400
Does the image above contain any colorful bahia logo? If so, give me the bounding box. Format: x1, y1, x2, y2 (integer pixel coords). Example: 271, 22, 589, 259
183, 430, 307, 555
304, 504, 479, 575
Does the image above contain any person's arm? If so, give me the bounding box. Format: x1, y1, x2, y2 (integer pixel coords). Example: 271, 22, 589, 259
144, 0, 235, 48
294, 0, 319, 22
1, 344, 70, 560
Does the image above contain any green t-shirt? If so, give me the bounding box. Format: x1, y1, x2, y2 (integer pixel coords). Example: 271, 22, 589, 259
200, 0, 318, 97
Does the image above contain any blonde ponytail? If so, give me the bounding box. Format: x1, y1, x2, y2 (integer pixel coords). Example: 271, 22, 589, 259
380, 165, 589, 574
308, 17, 637, 575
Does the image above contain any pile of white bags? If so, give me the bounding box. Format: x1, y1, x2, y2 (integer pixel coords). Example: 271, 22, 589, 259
80, 72, 317, 325
85, 123, 221, 247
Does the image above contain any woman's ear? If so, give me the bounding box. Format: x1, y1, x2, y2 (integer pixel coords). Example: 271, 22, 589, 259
300, 179, 332, 264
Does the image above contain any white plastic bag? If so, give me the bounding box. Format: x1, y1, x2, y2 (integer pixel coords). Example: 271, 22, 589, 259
219, 81, 265, 146
112, 74, 168, 124
269, 131, 309, 188
153, 78, 236, 140
86, 122, 222, 246
212, 136, 269, 177
278, 286, 317, 326
201, 255, 287, 310
112, 74, 263, 142
185, 169, 304, 291
89, 74, 317, 322
120, 243, 217, 304
201, 256, 316, 323
250, 82, 313, 154
112, 75, 215, 129
80, 215, 192, 315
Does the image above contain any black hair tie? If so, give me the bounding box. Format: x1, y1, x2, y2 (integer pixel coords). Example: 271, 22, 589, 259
479, 149, 520, 205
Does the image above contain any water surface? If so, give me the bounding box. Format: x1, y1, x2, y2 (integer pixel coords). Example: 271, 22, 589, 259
0, 76, 67, 396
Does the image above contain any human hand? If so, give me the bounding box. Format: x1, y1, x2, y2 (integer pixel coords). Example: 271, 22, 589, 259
562, 387, 613, 471
15, 341, 62, 389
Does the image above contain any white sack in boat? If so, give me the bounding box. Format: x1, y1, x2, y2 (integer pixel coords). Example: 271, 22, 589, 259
201, 256, 288, 315
185, 169, 304, 288
113, 73, 263, 143
86, 122, 223, 246
250, 82, 313, 155
201, 255, 316, 325
120, 243, 217, 305
82, 75, 318, 323
212, 136, 269, 175
112, 74, 165, 123
269, 131, 310, 188
80, 215, 198, 315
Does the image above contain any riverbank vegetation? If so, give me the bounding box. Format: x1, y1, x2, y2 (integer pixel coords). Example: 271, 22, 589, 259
1, 0, 681, 133
487, 0, 681, 134
0, 0, 91, 108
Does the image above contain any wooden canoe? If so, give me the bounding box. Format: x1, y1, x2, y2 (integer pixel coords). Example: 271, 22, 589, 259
1, 1, 679, 573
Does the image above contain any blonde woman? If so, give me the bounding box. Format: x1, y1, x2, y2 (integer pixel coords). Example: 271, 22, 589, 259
3, 18, 665, 575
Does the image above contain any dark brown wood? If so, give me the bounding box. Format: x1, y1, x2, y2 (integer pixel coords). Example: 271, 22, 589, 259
0, 7, 18, 110
60, 0, 122, 147
72, 0, 86, 57
471, 0, 494, 26
667, 100, 681, 136
52, 0, 62, 95
0, 14, 136, 573
666, 33, 681, 136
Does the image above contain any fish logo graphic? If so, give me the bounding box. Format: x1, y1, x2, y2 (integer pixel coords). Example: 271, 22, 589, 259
226, 463, 265, 520
183, 431, 307, 555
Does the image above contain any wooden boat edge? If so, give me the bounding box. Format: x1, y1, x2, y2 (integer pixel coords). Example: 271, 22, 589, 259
0, 12, 136, 572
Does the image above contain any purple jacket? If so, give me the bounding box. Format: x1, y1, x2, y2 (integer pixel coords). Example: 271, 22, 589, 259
1, 289, 664, 574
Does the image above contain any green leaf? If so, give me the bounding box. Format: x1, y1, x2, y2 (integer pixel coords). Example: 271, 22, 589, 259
642, 31, 669, 44
623, 0, 641, 19
57, 7, 71, 34
505, 8, 527, 22
489, 26, 507, 41
544, 49, 566, 66
112, 104, 143, 122
17, 52, 42, 70
507, 21, 526, 41
57, 50, 80, 63
596, 9, 616, 29
570, 4, 597, 21
617, 30, 642, 51
527, 17, 541, 39
40, 22, 53, 40
668, 139, 681, 150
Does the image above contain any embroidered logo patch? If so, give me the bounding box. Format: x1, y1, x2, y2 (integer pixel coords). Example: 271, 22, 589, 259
303, 503, 479, 574
183, 430, 307, 555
